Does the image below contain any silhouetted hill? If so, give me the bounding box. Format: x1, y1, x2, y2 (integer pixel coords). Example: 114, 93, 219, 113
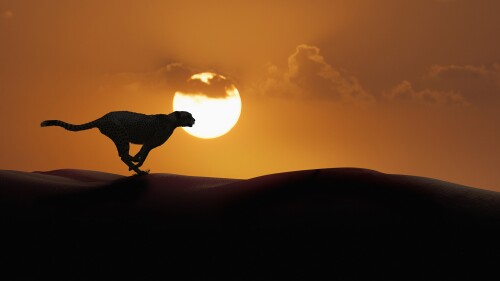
1, 168, 499, 280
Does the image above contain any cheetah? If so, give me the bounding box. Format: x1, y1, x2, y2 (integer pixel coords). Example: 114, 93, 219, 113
41, 111, 195, 175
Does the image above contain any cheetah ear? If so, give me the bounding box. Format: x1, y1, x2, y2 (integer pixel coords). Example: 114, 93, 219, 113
174, 111, 181, 120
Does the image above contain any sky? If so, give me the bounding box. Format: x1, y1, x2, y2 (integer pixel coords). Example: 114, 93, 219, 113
1, 0, 499, 191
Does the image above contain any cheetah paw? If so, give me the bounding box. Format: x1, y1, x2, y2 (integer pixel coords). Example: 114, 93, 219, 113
135, 169, 150, 176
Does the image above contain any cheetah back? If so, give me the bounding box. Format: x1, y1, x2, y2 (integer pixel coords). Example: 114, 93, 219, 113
102, 111, 159, 144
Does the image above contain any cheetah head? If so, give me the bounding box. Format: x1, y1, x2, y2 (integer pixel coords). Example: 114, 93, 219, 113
174, 111, 195, 127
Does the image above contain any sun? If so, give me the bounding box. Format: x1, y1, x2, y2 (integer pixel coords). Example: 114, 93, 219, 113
173, 72, 242, 139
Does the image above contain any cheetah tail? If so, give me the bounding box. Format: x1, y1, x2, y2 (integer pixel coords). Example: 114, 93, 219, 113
40, 120, 97, 131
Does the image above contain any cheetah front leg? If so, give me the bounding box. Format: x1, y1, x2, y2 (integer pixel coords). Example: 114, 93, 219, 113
121, 156, 149, 175
111, 139, 148, 175
117, 147, 149, 175
129, 145, 153, 172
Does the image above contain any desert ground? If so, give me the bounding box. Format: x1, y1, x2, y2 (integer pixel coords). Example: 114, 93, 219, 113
1, 168, 499, 280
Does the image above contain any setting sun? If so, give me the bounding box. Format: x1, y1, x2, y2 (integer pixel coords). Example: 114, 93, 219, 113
173, 72, 242, 139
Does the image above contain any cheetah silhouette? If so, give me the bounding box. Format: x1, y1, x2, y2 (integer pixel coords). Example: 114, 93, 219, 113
41, 111, 195, 175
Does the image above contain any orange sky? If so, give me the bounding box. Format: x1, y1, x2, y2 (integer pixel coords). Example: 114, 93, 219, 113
1, 0, 499, 190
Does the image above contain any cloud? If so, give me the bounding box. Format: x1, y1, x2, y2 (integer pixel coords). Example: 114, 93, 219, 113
1, 9, 13, 19
384, 80, 469, 106
255, 44, 374, 105
425, 64, 500, 103
385, 63, 500, 106
427, 64, 489, 79
103, 63, 236, 99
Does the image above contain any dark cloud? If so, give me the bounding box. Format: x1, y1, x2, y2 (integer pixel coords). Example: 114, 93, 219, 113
386, 63, 500, 106
105, 63, 236, 99
181, 74, 236, 99
384, 80, 469, 106
154, 63, 193, 92
423, 64, 500, 103
255, 44, 374, 106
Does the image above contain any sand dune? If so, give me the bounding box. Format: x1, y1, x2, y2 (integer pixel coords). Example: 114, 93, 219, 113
1, 168, 499, 280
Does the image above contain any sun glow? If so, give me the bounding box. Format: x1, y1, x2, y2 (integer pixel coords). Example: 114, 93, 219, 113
173, 73, 242, 139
